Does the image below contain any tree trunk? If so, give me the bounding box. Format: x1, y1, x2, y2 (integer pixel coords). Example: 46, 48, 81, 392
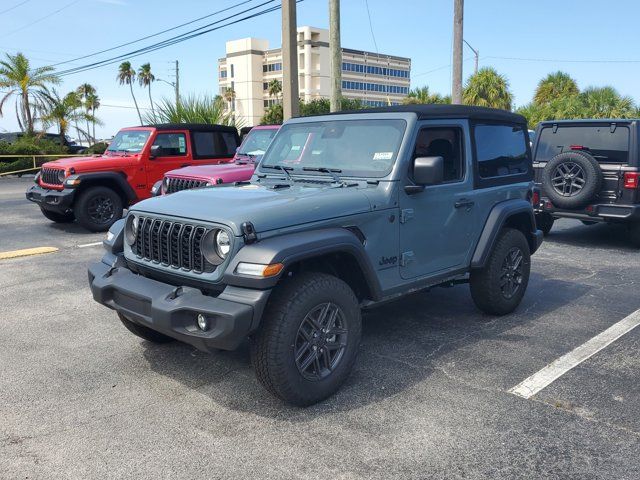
92, 106, 96, 144
23, 90, 33, 134
148, 84, 155, 120
129, 82, 142, 124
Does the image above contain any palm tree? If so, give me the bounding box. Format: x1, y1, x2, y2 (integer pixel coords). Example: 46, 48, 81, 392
116, 61, 142, 124
534, 71, 579, 106
40, 90, 99, 145
0, 52, 60, 134
137, 63, 156, 119
267, 79, 282, 100
581, 86, 635, 118
85, 92, 100, 143
462, 67, 513, 110
76, 83, 96, 143
223, 87, 236, 111
143, 94, 238, 126
402, 86, 450, 105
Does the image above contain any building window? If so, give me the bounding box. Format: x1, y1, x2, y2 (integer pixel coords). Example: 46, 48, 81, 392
263, 62, 282, 73
263, 82, 269, 91
341, 61, 409, 78
230, 64, 234, 78
263, 99, 281, 108
220, 69, 227, 78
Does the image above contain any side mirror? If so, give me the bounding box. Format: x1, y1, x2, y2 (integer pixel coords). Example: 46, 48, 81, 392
406, 156, 444, 194
149, 145, 163, 159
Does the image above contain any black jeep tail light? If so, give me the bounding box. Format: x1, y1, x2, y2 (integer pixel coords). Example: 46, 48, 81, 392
623, 172, 639, 189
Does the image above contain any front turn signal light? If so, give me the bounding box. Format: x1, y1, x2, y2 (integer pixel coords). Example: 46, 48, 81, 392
235, 262, 284, 277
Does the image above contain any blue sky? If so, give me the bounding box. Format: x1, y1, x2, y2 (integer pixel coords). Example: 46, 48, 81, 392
1, 0, 639, 138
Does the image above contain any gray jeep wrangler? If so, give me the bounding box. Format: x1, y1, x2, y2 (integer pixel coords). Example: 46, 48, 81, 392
88, 105, 543, 406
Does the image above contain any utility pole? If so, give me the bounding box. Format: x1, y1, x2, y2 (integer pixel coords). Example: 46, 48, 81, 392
329, 0, 342, 112
281, 0, 299, 120
174, 60, 180, 105
452, 0, 464, 104
463, 39, 479, 74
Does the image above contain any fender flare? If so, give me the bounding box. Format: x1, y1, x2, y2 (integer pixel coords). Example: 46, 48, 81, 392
471, 199, 541, 269
73, 172, 137, 204
223, 227, 383, 299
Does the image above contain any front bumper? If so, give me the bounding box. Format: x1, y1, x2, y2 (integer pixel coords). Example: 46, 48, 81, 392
535, 199, 640, 223
88, 260, 271, 351
25, 184, 76, 214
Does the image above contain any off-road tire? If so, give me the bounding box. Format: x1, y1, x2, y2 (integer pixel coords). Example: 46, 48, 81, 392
39, 206, 75, 223
470, 228, 531, 316
118, 313, 174, 343
629, 223, 640, 248
541, 151, 602, 210
75, 186, 123, 232
250, 272, 361, 406
535, 212, 554, 236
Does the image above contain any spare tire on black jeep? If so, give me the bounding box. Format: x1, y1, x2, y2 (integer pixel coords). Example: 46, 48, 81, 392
541, 151, 603, 209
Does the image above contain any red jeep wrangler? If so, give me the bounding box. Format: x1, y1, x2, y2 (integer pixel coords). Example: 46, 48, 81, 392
26, 123, 239, 231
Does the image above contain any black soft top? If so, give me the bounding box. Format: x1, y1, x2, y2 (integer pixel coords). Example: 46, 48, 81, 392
329, 104, 526, 124
145, 123, 239, 133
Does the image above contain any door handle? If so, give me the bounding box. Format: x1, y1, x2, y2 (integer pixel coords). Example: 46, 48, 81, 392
454, 199, 475, 209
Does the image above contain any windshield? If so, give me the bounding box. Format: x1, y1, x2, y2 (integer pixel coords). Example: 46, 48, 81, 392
107, 130, 152, 153
238, 128, 278, 156
258, 119, 406, 177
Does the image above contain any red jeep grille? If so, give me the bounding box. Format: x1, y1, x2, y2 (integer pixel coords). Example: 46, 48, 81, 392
132, 216, 214, 274
165, 177, 208, 194
41, 167, 63, 185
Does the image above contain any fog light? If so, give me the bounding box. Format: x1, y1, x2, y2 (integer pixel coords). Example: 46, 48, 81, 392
197, 313, 209, 331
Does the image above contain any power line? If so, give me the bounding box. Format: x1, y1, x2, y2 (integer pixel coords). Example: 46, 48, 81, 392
55, 1, 286, 77
363, 0, 379, 56
1, 0, 81, 38
0, 0, 32, 16
50, 0, 256, 67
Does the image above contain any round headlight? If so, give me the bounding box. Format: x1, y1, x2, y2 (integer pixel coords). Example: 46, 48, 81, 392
57, 169, 66, 182
125, 214, 138, 245
215, 230, 231, 258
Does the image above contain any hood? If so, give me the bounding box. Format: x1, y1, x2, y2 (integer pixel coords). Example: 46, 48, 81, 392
166, 162, 255, 182
43, 153, 138, 171
133, 182, 373, 235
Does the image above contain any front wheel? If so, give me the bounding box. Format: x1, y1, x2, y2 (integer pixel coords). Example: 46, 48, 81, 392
39, 206, 75, 223
470, 228, 531, 316
250, 272, 361, 406
74, 186, 124, 232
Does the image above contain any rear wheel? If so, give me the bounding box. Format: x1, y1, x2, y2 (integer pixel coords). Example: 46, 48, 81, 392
629, 223, 640, 248
535, 212, 554, 236
470, 228, 531, 315
250, 272, 361, 406
75, 186, 123, 232
118, 313, 174, 343
39, 206, 75, 223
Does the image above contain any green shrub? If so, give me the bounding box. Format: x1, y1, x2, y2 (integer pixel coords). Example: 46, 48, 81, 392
85, 142, 108, 154
0, 136, 68, 174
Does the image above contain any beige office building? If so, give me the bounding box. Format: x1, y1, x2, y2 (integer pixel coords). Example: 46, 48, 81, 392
218, 26, 411, 126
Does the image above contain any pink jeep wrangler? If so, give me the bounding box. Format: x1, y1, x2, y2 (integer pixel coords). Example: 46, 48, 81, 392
153, 125, 280, 195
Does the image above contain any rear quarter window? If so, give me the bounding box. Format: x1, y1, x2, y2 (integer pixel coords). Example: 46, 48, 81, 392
192, 131, 239, 159
473, 124, 531, 187
535, 125, 630, 164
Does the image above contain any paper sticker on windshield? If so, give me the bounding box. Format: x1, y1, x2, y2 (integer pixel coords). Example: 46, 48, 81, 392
178, 136, 186, 153
373, 152, 393, 160
290, 145, 301, 151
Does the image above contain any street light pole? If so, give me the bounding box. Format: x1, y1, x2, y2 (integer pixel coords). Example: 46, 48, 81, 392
329, 0, 342, 112
463, 39, 479, 74
282, 0, 300, 120
452, 0, 464, 104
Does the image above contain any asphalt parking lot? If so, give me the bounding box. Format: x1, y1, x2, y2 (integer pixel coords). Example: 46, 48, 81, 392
1, 176, 639, 479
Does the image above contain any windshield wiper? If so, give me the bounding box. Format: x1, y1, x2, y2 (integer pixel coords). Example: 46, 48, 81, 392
261, 164, 294, 182
303, 167, 343, 184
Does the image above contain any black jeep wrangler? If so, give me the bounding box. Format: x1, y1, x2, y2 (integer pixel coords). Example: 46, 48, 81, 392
532, 119, 640, 245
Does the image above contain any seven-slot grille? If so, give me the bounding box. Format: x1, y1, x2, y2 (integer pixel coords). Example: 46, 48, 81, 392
132, 216, 215, 273
165, 176, 208, 194
41, 167, 63, 185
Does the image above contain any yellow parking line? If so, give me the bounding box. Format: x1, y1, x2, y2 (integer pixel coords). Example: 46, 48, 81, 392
0, 247, 58, 260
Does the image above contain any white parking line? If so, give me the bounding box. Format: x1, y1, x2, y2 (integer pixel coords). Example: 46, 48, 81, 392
509, 308, 640, 399
78, 242, 103, 248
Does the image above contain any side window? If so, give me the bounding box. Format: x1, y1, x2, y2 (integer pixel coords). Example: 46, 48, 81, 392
191, 131, 238, 159
152, 133, 187, 156
413, 127, 464, 182
474, 124, 529, 178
